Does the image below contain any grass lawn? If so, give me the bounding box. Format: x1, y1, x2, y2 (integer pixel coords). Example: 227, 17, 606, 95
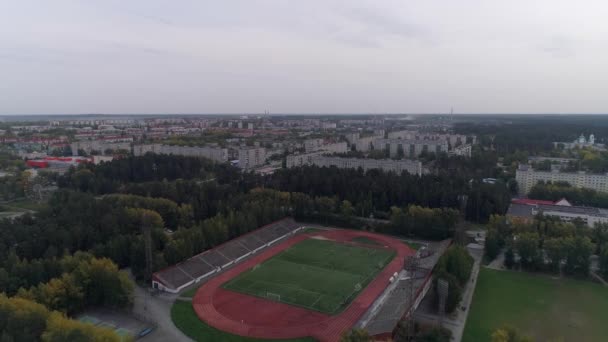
351, 236, 381, 246
463, 268, 608, 342
223, 238, 394, 314
171, 300, 316, 342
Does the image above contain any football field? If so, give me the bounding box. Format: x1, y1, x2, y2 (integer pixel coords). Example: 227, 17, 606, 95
222, 238, 395, 314
463, 268, 608, 342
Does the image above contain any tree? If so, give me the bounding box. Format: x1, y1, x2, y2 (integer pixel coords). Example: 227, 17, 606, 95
0, 295, 49, 342
42, 312, 124, 342
491, 325, 533, 342
485, 229, 502, 260
563, 236, 593, 276
434, 245, 473, 313
544, 238, 565, 273
600, 248, 608, 278
515, 233, 539, 269
340, 329, 372, 342
340, 200, 355, 218
75, 258, 134, 309
504, 248, 515, 269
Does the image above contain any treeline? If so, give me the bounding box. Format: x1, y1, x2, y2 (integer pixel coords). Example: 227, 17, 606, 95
263, 166, 510, 223
485, 215, 608, 276
385, 206, 460, 240
454, 116, 608, 156
529, 181, 608, 209
0, 295, 125, 342
57, 154, 249, 194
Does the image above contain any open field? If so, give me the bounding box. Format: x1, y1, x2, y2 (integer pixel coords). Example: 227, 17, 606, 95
222, 238, 395, 314
463, 268, 608, 342
171, 300, 316, 342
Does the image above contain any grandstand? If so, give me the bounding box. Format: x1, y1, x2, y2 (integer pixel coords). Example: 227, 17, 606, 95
152, 218, 302, 293
355, 240, 451, 337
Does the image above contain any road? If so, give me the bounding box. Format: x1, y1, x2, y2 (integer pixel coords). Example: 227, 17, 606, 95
132, 285, 192, 342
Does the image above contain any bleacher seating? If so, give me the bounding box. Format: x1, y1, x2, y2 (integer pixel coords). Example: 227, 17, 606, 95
152, 218, 301, 293
201, 251, 231, 268
179, 257, 216, 279
216, 241, 250, 260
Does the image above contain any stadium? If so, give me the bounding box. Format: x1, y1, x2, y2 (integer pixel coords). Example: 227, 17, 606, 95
154, 219, 447, 342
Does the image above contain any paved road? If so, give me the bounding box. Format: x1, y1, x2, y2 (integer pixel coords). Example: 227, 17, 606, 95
132, 285, 193, 342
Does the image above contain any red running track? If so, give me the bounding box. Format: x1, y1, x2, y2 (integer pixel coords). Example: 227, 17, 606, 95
192, 229, 414, 342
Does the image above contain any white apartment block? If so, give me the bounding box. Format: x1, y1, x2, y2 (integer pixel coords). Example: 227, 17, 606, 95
304, 139, 348, 154
71, 140, 131, 155
449, 144, 472, 157
304, 138, 325, 152
516, 164, 608, 195
285, 151, 325, 168
237, 147, 267, 169
133, 144, 228, 162
287, 155, 422, 176
373, 139, 448, 158
387, 131, 474, 147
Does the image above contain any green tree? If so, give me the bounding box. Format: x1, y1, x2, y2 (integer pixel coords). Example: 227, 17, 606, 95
515, 233, 539, 269
544, 238, 565, 273
340, 328, 372, 342
340, 200, 355, 218
563, 236, 593, 276
485, 229, 502, 260
42, 312, 124, 342
600, 248, 608, 278
491, 325, 533, 342
504, 248, 515, 269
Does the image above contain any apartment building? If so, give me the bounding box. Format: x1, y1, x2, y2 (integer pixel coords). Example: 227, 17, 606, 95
71, 140, 131, 155
287, 155, 422, 176
237, 147, 267, 169
133, 144, 228, 162
373, 139, 448, 158
516, 164, 608, 194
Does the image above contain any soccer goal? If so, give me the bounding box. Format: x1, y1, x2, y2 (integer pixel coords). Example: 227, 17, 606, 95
266, 292, 281, 302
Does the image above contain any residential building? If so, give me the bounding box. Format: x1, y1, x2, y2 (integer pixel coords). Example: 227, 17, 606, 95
133, 144, 228, 162
373, 139, 448, 158
516, 164, 608, 194
449, 144, 472, 157
286, 154, 422, 176
237, 147, 267, 169
71, 140, 131, 155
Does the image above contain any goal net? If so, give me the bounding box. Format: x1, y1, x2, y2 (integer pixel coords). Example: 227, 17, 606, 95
266, 292, 281, 302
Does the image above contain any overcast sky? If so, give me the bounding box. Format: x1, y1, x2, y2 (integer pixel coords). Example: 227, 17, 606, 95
1, 1, 607, 115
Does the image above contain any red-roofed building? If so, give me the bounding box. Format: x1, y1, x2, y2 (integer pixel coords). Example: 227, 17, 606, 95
511, 198, 556, 206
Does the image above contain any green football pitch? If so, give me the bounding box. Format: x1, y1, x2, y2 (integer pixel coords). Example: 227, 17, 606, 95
222, 238, 395, 314
463, 268, 608, 342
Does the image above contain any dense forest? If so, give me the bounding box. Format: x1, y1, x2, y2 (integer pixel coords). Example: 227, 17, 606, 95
263, 165, 510, 223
